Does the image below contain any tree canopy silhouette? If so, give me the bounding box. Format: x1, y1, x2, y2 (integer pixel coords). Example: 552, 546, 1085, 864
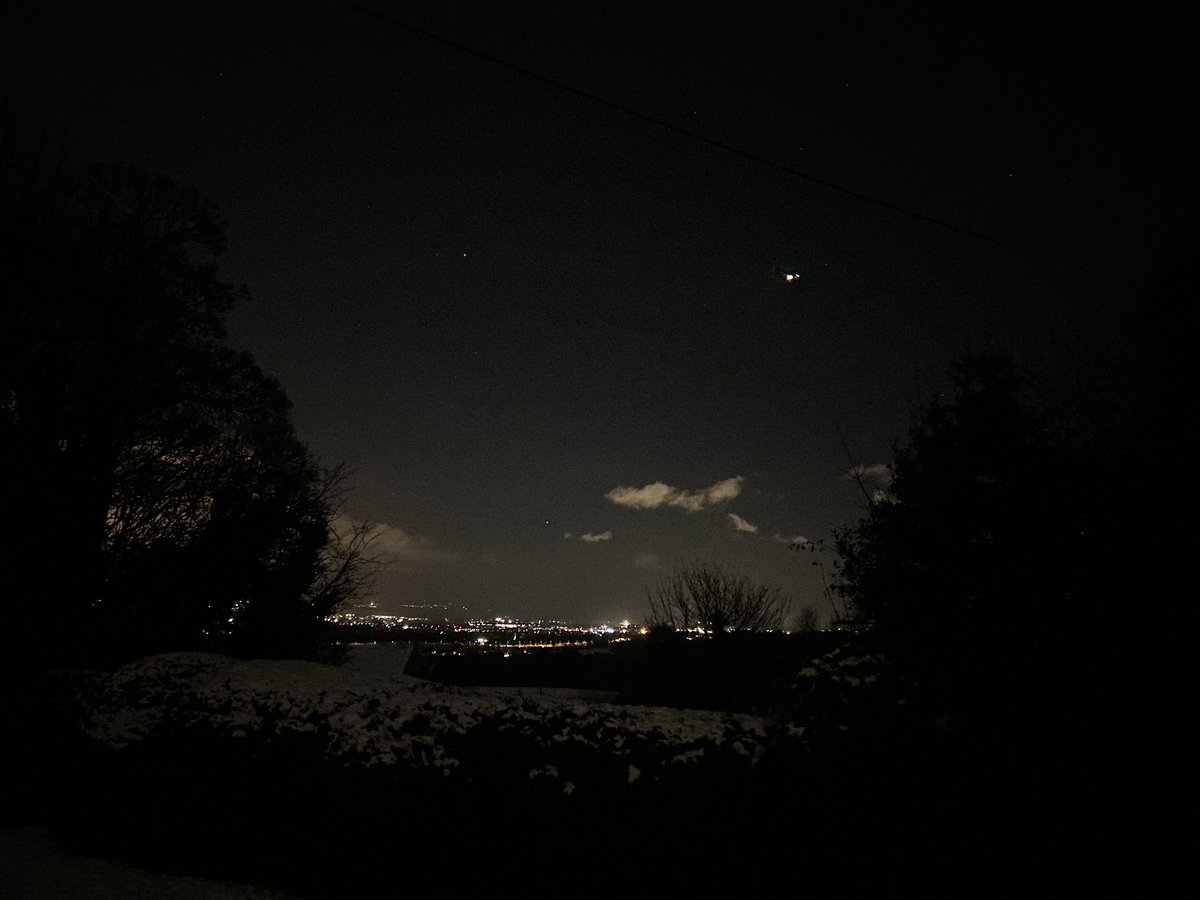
834, 352, 1068, 653
831, 227, 1195, 721
825, 232, 1196, 866
1, 141, 372, 666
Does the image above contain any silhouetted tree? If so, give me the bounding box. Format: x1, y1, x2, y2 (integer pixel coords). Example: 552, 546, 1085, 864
831, 255, 1195, 721
793, 605, 822, 633
646, 561, 789, 635
0, 139, 372, 665
827, 244, 1198, 869
828, 349, 1110, 718
837, 355, 1065, 624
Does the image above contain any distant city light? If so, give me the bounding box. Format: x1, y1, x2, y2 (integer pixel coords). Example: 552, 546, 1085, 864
328, 611, 656, 648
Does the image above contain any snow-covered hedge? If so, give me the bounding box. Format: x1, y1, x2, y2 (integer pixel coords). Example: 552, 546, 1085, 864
76, 650, 776, 791
22, 644, 978, 895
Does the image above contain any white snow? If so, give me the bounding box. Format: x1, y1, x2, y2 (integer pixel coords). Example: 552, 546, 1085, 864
6, 639, 896, 896
75, 644, 777, 782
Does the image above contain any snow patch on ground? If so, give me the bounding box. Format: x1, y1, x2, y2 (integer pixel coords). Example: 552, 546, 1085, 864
74, 645, 776, 786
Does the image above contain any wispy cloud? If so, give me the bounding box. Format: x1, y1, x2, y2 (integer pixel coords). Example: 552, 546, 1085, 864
566, 532, 614, 547
605, 482, 675, 509
845, 463, 892, 485
727, 513, 758, 534
333, 515, 456, 566
771, 533, 809, 546
605, 476, 744, 512
564, 531, 613, 543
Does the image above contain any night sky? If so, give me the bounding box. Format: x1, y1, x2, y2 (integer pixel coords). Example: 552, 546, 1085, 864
5, 2, 1193, 625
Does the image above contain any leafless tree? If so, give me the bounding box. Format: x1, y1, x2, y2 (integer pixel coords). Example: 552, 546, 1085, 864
646, 561, 789, 635
794, 605, 822, 633
304, 464, 388, 619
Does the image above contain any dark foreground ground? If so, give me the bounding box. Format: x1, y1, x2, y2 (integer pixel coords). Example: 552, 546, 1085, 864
1, 632, 1187, 897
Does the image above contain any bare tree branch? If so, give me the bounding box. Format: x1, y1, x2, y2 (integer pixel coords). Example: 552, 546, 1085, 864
304, 465, 387, 618
646, 561, 789, 635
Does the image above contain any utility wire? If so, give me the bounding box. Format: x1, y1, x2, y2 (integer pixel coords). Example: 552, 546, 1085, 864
338, 0, 1145, 288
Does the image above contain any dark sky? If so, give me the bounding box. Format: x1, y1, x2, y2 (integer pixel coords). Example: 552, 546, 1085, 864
5, 1, 1193, 625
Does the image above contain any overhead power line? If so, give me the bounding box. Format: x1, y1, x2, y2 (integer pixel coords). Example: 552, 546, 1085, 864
338, 0, 1144, 288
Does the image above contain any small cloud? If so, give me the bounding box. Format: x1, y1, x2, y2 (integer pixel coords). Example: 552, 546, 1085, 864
564, 530, 613, 543
605, 476, 744, 512
699, 476, 745, 506
771, 533, 809, 546
727, 513, 759, 534
604, 481, 677, 509
633, 552, 662, 570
